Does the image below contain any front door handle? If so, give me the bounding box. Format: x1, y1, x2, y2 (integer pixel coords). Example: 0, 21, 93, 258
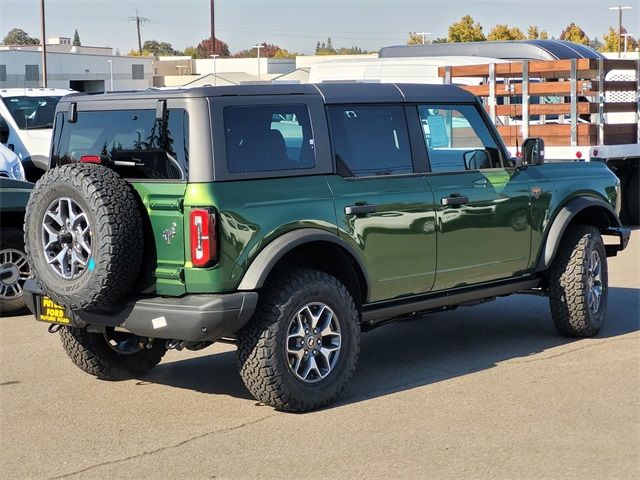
345, 204, 377, 216
441, 195, 470, 207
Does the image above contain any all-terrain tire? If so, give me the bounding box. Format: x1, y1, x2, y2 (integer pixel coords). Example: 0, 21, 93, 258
0, 228, 31, 316
548, 225, 608, 337
60, 327, 167, 380
24, 164, 143, 310
237, 269, 360, 412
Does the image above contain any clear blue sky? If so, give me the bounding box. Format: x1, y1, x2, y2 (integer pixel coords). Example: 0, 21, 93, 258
0, 0, 637, 54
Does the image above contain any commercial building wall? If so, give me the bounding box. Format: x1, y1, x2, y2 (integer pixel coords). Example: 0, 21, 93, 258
0, 50, 153, 91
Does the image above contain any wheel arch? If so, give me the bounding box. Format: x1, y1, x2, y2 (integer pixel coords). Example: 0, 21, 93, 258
237, 229, 370, 305
535, 196, 621, 272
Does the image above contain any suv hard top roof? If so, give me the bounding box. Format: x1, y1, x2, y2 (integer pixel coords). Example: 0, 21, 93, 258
56, 83, 476, 106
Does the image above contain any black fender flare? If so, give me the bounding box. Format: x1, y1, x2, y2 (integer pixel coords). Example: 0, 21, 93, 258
535, 196, 621, 271
236, 228, 370, 298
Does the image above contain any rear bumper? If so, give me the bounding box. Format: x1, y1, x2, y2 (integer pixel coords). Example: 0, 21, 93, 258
603, 227, 631, 256
24, 278, 258, 341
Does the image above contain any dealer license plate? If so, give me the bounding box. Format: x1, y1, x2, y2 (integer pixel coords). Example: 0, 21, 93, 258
37, 296, 72, 325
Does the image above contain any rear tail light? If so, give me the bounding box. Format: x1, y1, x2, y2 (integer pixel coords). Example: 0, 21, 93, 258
190, 208, 217, 267
80, 155, 102, 164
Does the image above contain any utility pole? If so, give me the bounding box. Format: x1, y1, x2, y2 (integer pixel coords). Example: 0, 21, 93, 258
40, 0, 48, 87
609, 6, 632, 58
128, 10, 149, 54
210, 0, 215, 57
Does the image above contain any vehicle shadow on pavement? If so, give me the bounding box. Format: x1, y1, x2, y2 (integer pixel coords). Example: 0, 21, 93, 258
140, 286, 639, 408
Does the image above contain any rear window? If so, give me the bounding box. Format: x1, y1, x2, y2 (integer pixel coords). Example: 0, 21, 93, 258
52, 109, 189, 180
2, 95, 62, 129
223, 104, 316, 173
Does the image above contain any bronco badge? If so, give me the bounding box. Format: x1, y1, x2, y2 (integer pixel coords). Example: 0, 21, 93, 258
532, 187, 542, 199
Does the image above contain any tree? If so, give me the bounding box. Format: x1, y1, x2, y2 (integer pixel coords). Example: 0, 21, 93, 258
527, 25, 548, 40
448, 15, 486, 43
274, 48, 297, 59
233, 43, 282, 58
487, 24, 525, 41
407, 32, 424, 45
601, 26, 637, 52
194, 37, 230, 59
183, 46, 198, 58
142, 40, 180, 56
2, 28, 39, 45
315, 37, 337, 55
559, 23, 589, 45
72, 29, 81, 46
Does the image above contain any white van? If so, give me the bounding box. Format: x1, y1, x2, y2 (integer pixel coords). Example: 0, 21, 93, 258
0, 88, 73, 178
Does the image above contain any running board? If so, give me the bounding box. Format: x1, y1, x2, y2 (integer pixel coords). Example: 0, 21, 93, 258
361, 278, 541, 325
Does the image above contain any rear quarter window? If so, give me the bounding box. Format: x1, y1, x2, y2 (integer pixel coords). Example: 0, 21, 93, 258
52, 108, 189, 180
223, 104, 316, 174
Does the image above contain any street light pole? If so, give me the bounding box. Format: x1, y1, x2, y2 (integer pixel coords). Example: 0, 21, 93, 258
107, 60, 114, 92
210, 54, 219, 86
252, 44, 263, 80
609, 6, 632, 58
621, 33, 633, 54
416, 31, 431, 45
40, 0, 48, 87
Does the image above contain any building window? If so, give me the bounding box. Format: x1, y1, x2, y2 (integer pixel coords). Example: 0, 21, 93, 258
132, 64, 144, 80
25, 65, 39, 81
0, 65, 6, 82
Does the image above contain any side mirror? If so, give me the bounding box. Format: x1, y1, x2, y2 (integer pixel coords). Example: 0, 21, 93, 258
0, 122, 9, 144
522, 137, 545, 166
463, 149, 490, 170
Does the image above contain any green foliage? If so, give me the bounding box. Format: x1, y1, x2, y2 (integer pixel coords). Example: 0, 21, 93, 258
315, 37, 366, 55
487, 24, 525, 41
559, 23, 589, 45
183, 46, 198, 58
72, 29, 81, 47
448, 15, 486, 42
2, 28, 39, 45
142, 40, 180, 56
233, 43, 282, 58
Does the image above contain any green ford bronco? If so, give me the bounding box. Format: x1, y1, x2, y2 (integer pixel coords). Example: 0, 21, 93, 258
23, 83, 629, 412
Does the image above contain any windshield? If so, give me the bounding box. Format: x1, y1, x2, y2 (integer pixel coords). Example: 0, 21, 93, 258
1, 96, 62, 130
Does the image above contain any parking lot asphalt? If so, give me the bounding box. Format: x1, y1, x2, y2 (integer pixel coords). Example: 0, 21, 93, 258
1, 230, 638, 480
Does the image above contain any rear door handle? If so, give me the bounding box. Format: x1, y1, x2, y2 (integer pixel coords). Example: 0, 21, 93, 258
441, 195, 470, 207
345, 204, 377, 215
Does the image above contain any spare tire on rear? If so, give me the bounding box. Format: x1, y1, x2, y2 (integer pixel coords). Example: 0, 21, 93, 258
24, 164, 143, 311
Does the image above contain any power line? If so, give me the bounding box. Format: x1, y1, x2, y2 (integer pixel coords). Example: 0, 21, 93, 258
128, 9, 149, 54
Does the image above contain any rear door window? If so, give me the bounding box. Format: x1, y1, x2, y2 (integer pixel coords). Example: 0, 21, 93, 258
328, 105, 413, 177
52, 108, 189, 180
223, 104, 315, 173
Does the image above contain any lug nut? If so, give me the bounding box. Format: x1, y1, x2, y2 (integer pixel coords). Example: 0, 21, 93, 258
313, 349, 317, 355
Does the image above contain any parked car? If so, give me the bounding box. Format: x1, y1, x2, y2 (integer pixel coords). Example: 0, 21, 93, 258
23, 84, 629, 411
0, 88, 74, 181
0, 177, 33, 315
0, 143, 26, 181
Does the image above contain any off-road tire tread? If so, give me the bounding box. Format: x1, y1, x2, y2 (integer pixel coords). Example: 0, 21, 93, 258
548, 225, 607, 337
238, 269, 360, 412
59, 327, 166, 380
24, 164, 143, 310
